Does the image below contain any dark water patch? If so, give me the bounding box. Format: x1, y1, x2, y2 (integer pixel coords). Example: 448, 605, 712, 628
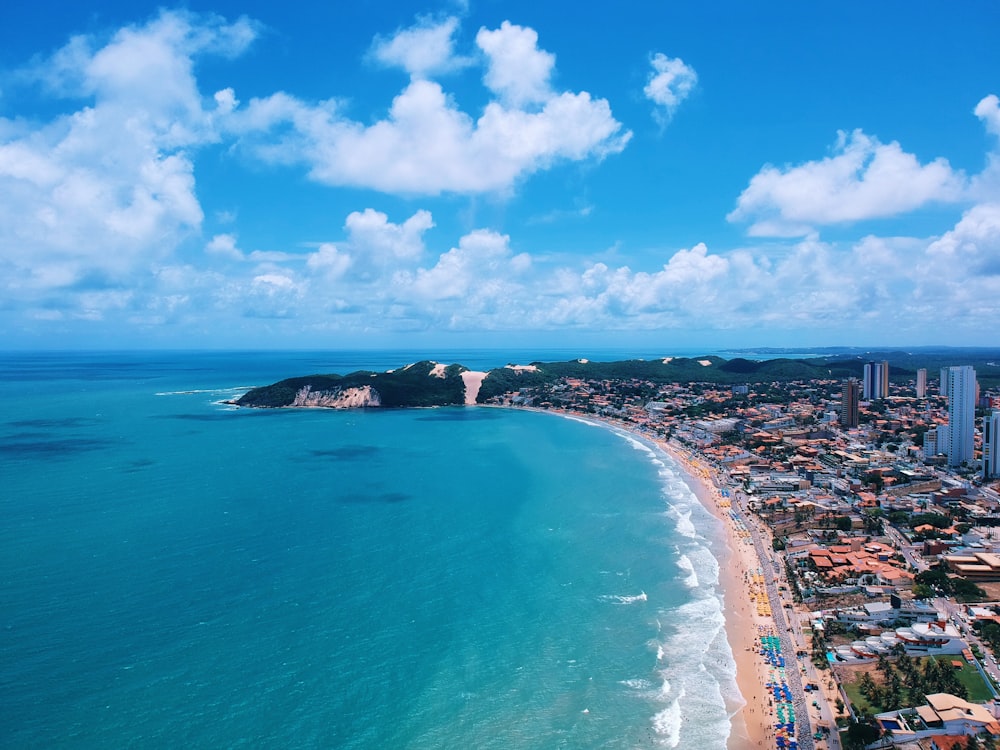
0, 435, 116, 459
338, 491, 412, 505
8, 417, 103, 429
415, 408, 503, 422
309, 446, 382, 460
157, 412, 241, 422
122, 458, 157, 472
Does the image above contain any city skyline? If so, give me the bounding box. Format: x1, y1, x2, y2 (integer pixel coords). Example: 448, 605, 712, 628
1, 2, 999, 350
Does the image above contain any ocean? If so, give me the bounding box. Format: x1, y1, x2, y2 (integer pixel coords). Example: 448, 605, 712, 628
0, 351, 739, 749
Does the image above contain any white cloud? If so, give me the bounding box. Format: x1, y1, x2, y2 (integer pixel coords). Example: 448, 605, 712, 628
976, 94, 1000, 137
476, 21, 554, 106
925, 202, 1000, 275
306, 243, 352, 279
206, 233, 244, 259
214, 87, 239, 114
370, 16, 471, 78
345, 208, 434, 260
644, 53, 697, 125
0, 10, 257, 300
224, 21, 630, 195
728, 129, 966, 236
403, 228, 522, 301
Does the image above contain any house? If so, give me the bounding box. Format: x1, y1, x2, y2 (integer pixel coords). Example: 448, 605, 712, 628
875, 692, 1000, 744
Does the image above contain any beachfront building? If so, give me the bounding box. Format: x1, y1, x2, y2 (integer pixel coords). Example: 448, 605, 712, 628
875, 693, 1000, 744
834, 620, 966, 661
944, 366, 977, 467
894, 620, 966, 654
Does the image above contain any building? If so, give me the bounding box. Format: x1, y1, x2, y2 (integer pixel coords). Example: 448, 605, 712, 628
875, 693, 1000, 744
944, 365, 976, 467
984, 410, 1000, 480
924, 428, 939, 458
863, 360, 889, 400
944, 551, 1000, 581
916, 367, 927, 398
840, 377, 859, 428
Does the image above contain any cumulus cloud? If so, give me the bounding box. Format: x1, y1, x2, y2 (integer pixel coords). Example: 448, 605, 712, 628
976, 94, 1000, 137
0, 10, 257, 302
644, 53, 697, 125
399, 228, 527, 301
728, 130, 966, 236
306, 243, 352, 280
477, 21, 554, 106
370, 16, 471, 78
345, 208, 434, 261
224, 19, 630, 195
206, 233, 244, 259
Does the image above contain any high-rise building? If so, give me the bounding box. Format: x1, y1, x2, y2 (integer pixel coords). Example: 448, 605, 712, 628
923, 428, 939, 458
840, 378, 859, 428
916, 368, 927, 399
945, 365, 977, 467
940, 367, 949, 397
984, 411, 1000, 480
863, 360, 889, 400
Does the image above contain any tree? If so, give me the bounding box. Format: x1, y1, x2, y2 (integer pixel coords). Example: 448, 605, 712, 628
864, 470, 885, 493
844, 719, 881, 750
913, 583, 934, 599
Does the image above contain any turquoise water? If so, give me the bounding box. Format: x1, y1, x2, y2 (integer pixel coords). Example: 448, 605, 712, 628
0, 351, 738, 749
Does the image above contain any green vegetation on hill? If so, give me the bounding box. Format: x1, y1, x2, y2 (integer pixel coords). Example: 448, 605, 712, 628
237, 360, 467, 408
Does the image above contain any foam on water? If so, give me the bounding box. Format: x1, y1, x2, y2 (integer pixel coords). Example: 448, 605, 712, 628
675, 553, 699, 588
602, 591, 649, 604
608, 429, 741, 749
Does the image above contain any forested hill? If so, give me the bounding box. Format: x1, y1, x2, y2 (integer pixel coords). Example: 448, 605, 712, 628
233, 353, 1000, 409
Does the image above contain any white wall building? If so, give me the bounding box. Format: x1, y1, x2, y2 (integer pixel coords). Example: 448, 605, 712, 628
945, 365, 976, 467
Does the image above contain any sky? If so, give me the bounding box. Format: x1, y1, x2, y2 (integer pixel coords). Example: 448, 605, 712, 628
1, 1, 999, 351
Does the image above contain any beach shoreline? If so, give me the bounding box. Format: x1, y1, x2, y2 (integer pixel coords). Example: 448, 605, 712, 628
535, 407, 777, 749
657, 439, 775, 750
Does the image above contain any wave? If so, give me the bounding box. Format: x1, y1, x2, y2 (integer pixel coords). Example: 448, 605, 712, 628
154, 386, 256, 396
675, 553, 699, 588
667, 506, 698, 539
648, 582, 739, 748
652, 687, 684, 748
652, 448, 739, 747
601, 591, 648, 605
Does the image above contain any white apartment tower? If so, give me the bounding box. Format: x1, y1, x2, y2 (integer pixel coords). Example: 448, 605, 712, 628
916, 368, 927, 399
863, 361, 889, 400
945, 365, 976, 467
984, 411, 1000, 480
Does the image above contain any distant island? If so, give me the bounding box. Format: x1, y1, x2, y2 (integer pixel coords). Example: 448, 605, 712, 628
232, 351, 1000, 409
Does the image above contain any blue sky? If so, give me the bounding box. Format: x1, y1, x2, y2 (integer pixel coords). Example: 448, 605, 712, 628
2, 1, 999, 350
